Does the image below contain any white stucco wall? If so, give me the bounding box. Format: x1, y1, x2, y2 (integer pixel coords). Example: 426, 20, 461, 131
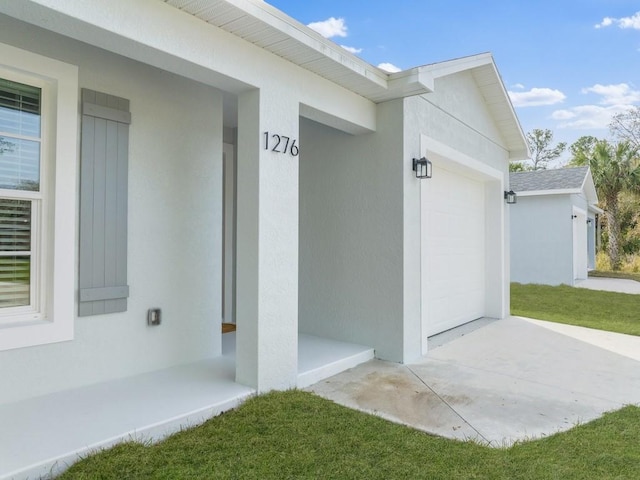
0, 20, 223, 404
298, 101, 405, 362
300, 67, 515, 364
405, 72, 510, 174
510, 195, 575, 286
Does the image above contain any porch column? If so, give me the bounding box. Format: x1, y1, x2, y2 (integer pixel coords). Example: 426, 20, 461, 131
235, 88, 299, 392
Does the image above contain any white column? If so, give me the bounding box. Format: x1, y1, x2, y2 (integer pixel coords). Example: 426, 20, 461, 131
235, 88, 299, 392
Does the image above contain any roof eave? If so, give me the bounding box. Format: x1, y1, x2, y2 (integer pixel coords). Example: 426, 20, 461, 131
167, 0, 392, 98
516, 188, 582, 197
581, 168, 600, 205
417, 53, 530, 159
368, 67, 434, 102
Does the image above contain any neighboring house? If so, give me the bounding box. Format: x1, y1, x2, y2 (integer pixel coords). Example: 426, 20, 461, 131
510, 167, 601, 286
0, 1, 528, 477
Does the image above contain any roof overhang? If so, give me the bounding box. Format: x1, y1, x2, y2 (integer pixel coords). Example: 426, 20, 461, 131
0, 0, 529, 158
516, 189, 583, 197
589, 205, 605, 214
581, 168, 599, 205
411, 53, 530, 161
165, 0, 434, 101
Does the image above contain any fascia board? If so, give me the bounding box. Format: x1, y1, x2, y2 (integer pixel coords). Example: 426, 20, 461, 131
589, 205, 605, 214
581, 168, 599, 205
418, 52, 494, 79
515, 189, 581, 197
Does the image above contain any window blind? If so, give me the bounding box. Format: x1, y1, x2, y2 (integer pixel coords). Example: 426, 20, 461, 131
0, 78, 39, 310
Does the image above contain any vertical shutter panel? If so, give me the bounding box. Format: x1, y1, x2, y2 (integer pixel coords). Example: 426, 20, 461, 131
79, 89, 130, 316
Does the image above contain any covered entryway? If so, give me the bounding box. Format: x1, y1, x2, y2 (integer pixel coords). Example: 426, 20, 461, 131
419, 137, 506, 353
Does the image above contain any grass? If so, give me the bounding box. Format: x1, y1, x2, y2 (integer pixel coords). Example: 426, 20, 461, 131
511, 282, 640, 336
59, 390, 640, 480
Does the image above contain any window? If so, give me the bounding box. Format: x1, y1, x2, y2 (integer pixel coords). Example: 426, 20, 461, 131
0, 77, 43, 319
0, 42, 78, 351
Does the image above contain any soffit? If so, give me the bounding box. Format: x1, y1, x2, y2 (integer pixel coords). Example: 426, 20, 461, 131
164, 0, 431, 101
471, 64, 528, 159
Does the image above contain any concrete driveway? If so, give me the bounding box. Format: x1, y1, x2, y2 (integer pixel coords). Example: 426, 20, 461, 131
575, 276, 640, 294
306, 316, 640, 446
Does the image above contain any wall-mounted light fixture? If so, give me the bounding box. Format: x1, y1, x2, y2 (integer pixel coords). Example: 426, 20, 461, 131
504, 190, 517, 204
412, 157, 432, 179
571, 214, 577, 219
587, 219, 593, 226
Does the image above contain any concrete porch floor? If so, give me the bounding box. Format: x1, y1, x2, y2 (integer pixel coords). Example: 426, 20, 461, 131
0, 333, 373, 480
307, 316, 640, 447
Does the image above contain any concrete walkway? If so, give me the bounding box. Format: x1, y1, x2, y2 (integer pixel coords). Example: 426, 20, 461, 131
575, 276, 640, 294
306, 316, 640, 447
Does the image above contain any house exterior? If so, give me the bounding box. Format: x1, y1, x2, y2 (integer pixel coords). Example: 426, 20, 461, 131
510, 167, 601, 286
0, 1, 528, 477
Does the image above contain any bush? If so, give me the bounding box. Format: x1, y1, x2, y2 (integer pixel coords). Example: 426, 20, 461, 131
595, 251, 611, 270
623, 254, 640, 273
596, 251, 640, 273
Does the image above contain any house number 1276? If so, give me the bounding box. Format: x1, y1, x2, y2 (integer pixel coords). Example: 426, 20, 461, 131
264, 132, 299, 157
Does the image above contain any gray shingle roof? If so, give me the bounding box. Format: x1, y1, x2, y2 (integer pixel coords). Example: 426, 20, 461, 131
509, 167, 589, 192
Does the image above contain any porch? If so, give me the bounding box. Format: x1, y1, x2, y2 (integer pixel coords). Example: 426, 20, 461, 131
0, 333, 373, 480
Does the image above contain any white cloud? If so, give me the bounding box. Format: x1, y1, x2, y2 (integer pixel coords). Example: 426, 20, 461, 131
340, 45, 362, 54
377, 62, 402, 73
595, 17, 614, 29
595, 12, 640, 29
550, 110, 576, 121
552, 104, 635, 129
307, 17, 348, 38
508, 87, 566, 107
619, 12, 640, 29
551, 82, 640, 130
581, 83, 640, 105
511, 83, 525, 90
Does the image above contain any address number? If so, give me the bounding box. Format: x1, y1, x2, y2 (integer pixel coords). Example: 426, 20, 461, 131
264, 132, 299, 156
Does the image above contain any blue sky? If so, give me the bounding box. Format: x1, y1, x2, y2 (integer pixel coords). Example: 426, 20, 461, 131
267, 1, 640, 164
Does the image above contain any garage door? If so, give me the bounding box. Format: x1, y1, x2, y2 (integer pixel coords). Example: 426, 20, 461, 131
421, 164, 486, 337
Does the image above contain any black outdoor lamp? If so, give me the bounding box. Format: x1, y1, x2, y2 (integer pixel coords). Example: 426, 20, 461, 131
412, 156, 432, 179
504, 190, 517, 204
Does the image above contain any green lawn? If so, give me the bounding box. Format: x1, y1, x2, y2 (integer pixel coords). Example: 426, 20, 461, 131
511, 282, 640, 336
61, 390, 640, 480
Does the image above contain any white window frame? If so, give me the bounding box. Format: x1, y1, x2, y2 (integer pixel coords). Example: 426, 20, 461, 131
0, 72, 46, 321
0, 42, 78, 351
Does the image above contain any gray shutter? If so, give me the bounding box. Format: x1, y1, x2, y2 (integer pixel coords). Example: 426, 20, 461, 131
79, 89, 130, 316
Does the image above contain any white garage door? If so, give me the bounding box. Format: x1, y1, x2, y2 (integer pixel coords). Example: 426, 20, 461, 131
421, 164, 486, 338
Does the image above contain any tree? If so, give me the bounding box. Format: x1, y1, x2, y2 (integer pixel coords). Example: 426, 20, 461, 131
568, 135, 598, 166
509, 161, 531, 172
0, 136, 14, 155
571, 139, 640, 270
610, 107, 640, 150
526, 129, 567, 170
